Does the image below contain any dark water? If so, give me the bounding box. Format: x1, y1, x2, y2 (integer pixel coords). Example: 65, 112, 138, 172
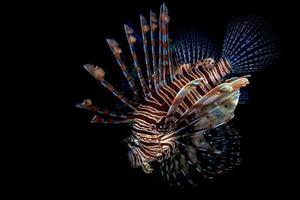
44, 0, 294, 198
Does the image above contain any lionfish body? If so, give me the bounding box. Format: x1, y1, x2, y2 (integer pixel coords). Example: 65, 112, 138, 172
77, 3, 278, 185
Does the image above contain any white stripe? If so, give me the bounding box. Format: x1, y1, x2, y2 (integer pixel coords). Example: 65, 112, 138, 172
134, 112, 161, 122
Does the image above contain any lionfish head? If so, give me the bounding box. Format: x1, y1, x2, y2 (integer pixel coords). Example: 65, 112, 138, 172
125, 136, 154, 174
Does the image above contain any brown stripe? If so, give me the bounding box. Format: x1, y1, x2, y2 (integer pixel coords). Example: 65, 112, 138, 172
215, 65, 224, 79
138, 145, 156, 158
137, 107, 166, 117
133, 114, 157, 124
196, 85, 206, 96
132, 127, 157, 136
198, 67, 214, 88
149, 90, 169, 109
159, 86, 173, 104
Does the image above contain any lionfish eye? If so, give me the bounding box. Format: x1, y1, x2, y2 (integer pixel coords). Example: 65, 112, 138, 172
151, 124, 156, 130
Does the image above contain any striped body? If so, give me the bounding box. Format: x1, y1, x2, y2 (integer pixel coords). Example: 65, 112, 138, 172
129, 58, 232, 172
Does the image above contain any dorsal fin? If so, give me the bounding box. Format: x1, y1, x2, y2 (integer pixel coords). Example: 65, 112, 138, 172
140, 15, 152, 89
106, 39, 138, 96
124, 24, 149, 96
83, 64, 137, 111
150, 10, 159, 90
76, 99, 130, 119
160, 3, 173, 83
90, 115, 132, 124
158, 5, 163, 84
174, 32, 221, 65
158, 3, 172, 85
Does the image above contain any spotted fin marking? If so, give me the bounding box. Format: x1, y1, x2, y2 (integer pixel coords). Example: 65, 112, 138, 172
150, 10, 159, 89
76, 99, 130, 119
160, 3, 172, 83
140, 15, 153, 89
90, 115, 133, 124
83, 64, 137, 111
124, 24, 149, 96
106, 39, 139, 95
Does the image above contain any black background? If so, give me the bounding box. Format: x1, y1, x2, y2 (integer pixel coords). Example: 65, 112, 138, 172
37, 0, 295, 198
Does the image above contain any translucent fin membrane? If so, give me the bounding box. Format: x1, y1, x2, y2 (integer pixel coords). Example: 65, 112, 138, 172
140, 15, 152, 89
79, 4, 175, 115
150, 10, 159, 89
159, 3, 172, 83
106, 39, 138, 95
174, 32, 221, 65
160, 124, 241, 186
76, 99, 130, 119
173, 76, 250, 135
90, 115, 132, 124
222, 16, 279, 74
83, 64, 137, 111
124, 24, 149, 96
157, 78, 204, 130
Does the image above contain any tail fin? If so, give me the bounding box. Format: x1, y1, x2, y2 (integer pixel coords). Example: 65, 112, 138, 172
222, 16, 279, 74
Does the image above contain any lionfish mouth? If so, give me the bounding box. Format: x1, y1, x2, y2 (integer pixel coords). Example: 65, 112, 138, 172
141, 162, 153, 174
128, 149, 153, 173
128, 151, 138, 168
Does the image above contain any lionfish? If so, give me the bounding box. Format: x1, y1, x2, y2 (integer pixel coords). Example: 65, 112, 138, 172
77, 3, 278, 186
